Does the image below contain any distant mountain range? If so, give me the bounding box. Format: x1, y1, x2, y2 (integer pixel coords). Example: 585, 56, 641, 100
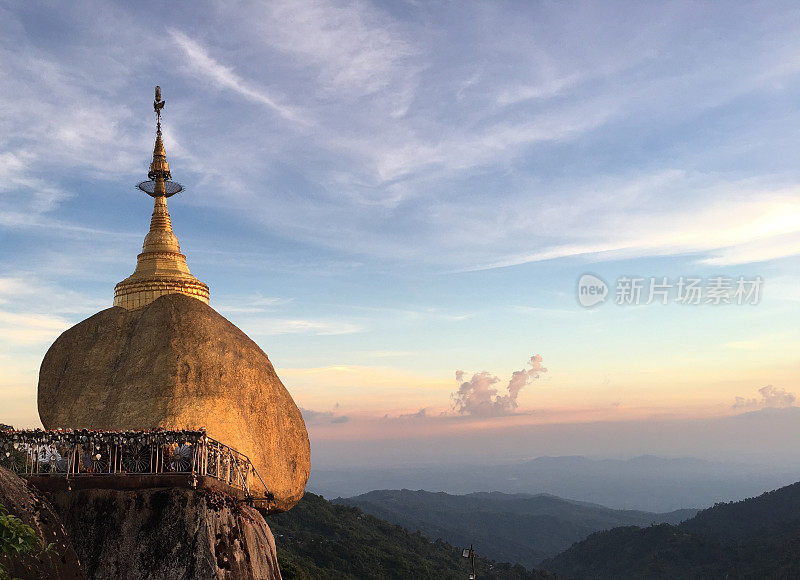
267, 492, 553, 579
543, 480, 800, 578
310, 454, 799, 511
336, 489, 696, 567
269, 479, 800, 578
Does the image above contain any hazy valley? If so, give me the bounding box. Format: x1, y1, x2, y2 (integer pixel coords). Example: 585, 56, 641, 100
310, 454, 799, 512
336, 489, 696, 567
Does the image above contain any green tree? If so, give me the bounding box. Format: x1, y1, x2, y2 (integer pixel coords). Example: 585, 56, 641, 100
0, 502, 56, 580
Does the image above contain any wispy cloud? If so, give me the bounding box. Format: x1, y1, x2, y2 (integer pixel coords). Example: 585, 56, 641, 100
368, 99, 616, 183
397, 408, 429, 420
0, 278, 77, 348
214, 294, 292, 314
467, 187, 800, 271
257, 0, 420, 112
0, 276, 107, 316
249, 317, 364, 336
4, 1, 800, 435
169, 29, 306, 124
364, 350, 416, 359
699, 232, 800, 267
0, 310, 70, 345
496, 74, 580, 106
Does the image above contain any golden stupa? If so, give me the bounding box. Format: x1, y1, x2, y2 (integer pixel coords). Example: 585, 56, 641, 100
37, 88, 310, 512
113, 86, 209, 310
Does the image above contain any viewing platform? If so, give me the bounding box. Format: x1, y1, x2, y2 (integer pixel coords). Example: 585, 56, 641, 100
0, 428, 275, 509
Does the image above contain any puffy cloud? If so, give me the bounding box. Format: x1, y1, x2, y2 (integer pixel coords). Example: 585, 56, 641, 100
452, 355, 546, 417
732, 384, 795, 410
300, 407, 349, 425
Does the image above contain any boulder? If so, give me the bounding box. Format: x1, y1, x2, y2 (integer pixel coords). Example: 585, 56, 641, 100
38, 293, 310, 512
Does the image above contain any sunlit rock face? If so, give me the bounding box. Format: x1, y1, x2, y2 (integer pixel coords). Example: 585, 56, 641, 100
37, 293, 310, 512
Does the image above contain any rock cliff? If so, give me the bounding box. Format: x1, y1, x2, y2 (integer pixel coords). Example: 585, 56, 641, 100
0, 467, 84, 580
47, 487, 281, 580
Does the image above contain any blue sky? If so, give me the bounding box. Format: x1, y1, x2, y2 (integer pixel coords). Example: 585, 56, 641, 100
1, 1, 799, 465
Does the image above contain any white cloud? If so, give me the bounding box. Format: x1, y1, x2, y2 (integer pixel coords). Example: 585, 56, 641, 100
0, 311, 70, 345
733, 385, 796, 410
468, 187, 800, 271
257, 0, 419, 107
300, 407, 349, 425
214, 294, 292, 314
365, 98, 616, 183
699, 232, 800, 267
0, 278, 36, 303
169, 29, 306, 124
0, 277, 83, 347
249, 317, 364, 336
0, 276, 107, 315
4, 4, 800, 296
452, 355, 547, 417
496, 75, 580, 106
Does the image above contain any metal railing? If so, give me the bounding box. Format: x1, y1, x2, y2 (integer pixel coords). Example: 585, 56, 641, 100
0, 428, 271, 500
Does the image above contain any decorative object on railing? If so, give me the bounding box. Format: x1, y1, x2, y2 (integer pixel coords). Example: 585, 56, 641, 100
0, 428, 272, 505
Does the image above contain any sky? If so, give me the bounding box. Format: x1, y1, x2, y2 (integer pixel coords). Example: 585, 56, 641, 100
1, 1, 799, 468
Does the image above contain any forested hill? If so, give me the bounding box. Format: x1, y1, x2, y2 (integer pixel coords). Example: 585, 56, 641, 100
542, 481, 800, 578
267, 492, 555, 579
336, 489, 695, 567
680, 481, 800, 542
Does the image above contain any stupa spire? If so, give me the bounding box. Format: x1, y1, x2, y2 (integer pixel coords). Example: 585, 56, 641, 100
113, 86, 210, 310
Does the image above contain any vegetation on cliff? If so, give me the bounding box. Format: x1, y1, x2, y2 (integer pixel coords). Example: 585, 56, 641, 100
0, 467, 83, 580
0, 502, 50, 580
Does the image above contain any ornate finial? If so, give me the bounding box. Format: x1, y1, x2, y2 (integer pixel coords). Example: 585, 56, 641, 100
114, 85, 209, 310
154, 85, 165, 127
137, 85, 182, 198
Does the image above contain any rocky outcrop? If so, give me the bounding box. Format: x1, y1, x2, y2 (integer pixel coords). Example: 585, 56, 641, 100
47, 487, 281, 580
38, 293, 310, 512
0, 467, 84, 580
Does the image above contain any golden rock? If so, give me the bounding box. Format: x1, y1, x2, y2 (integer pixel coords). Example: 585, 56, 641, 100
38, 294, 310, 512
37, 87, 310, 512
